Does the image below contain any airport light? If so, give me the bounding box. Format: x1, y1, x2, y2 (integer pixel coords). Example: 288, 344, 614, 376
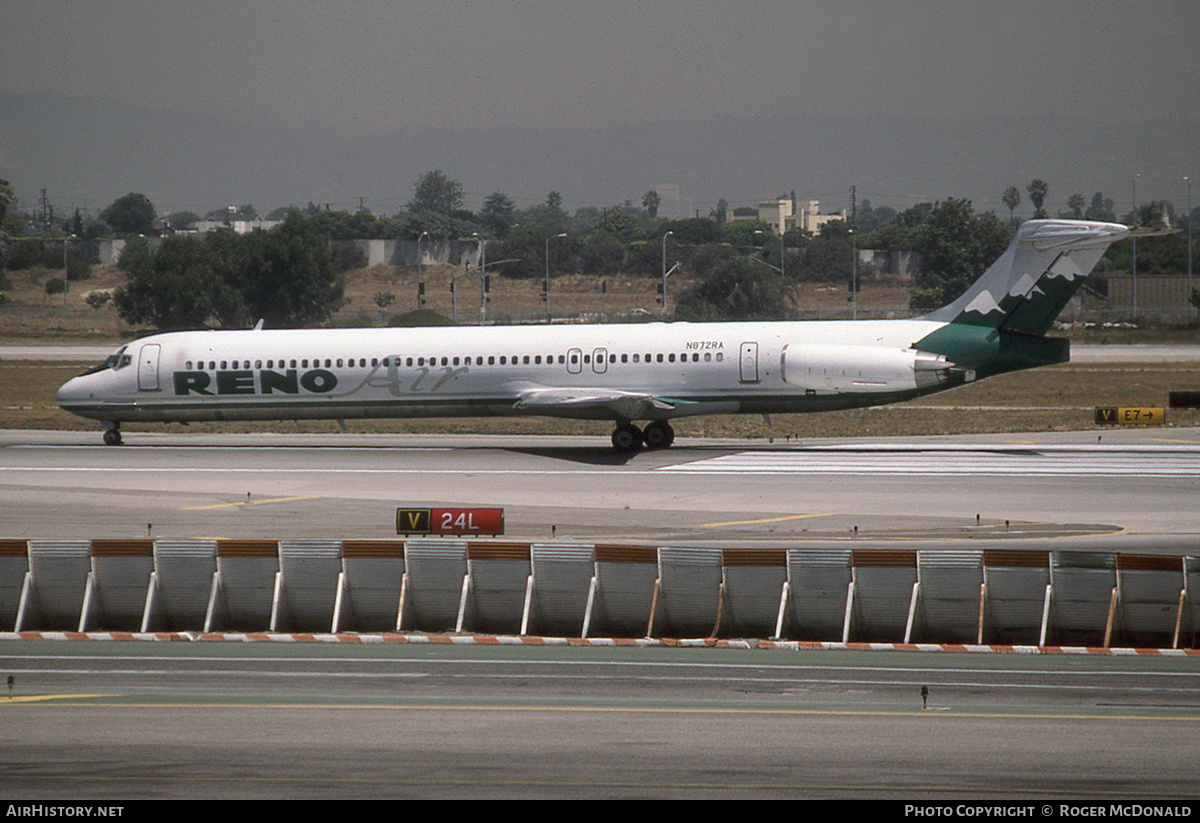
544, 232, 566, 322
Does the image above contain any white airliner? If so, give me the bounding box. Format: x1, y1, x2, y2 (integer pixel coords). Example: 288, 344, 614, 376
58, 219, 1129, 451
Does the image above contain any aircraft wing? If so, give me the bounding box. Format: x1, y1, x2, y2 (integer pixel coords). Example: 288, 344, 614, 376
514, 387, 677, 420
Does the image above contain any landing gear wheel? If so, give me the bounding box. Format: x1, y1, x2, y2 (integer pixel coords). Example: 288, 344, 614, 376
103, 428, 122, 446
611, 423, 643, 453
642, 421, 675, 450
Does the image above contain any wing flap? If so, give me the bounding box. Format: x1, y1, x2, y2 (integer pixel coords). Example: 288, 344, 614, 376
514, 387, 676, 420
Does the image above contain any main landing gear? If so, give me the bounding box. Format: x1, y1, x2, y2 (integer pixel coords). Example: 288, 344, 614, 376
611, 421, 674, 453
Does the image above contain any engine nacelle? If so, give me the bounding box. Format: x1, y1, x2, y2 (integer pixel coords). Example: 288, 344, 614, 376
781, 344, 953, 393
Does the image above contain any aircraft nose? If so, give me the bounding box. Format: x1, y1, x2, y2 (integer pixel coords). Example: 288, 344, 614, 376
56, 375, 92, 407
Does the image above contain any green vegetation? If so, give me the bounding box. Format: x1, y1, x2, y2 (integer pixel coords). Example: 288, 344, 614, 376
4, 173, 1198, 333
113, 214, 344, 330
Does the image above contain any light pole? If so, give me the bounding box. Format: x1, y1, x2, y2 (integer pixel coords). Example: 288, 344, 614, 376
850, 228, 857, 320
661, 230, 673, 318
1187, 176, 1193, 316
62, 234, 75, 307
544, 232, 566, 323
1132, 174, 1139, 320
473, 233, 487, 325
416, 231, 428, 309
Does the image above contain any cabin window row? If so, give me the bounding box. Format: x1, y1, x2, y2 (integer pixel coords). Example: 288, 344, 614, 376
182, 352, 724, 371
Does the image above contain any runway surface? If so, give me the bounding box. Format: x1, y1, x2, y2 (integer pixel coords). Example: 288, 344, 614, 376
2, 640, 1198, 800
3, 425, 1199, 799
2, 427, 1198, 544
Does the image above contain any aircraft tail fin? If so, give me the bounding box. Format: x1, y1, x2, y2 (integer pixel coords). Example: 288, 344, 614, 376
920, 220, 1129, 336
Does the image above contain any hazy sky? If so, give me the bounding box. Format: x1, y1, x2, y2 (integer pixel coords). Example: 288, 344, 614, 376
5, 0, 1197, 131
2, 1, 1198, 214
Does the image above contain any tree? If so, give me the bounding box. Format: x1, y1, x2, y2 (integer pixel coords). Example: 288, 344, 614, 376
0, 177, 13, 272
114, 214, 345, 330
481, 192, 515, 217
675, 257, 791, 321
0, 178, 13, 224
910, 199, 1011, 311
1026, 179, 1049, 219
408, 170, 463, 216
1002, 186, 1021, 225
239, 213, 344, 327
114, 234, 243, 330
1085, 193, 1116, 222
711, 198, 729, 224
1067, 193, 1085, 219
642, 190, 661, 218
545, 191, 563, 212
100, 192, 157, 235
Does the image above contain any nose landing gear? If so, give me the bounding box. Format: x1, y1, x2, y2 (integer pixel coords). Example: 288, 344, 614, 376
102, 425, 123, 446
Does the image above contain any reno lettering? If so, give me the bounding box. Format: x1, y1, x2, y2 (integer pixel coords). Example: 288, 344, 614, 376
173, 368, 338, 396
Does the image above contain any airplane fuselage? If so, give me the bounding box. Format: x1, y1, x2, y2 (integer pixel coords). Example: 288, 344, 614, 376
57, 318, 960, 426
55, 221, 1131, 449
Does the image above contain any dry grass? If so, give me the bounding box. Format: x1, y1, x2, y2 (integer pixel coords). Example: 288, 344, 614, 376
0, 262, 911, 341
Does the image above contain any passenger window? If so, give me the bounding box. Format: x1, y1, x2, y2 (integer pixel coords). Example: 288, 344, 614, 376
716, 353, 724, 362
669, 353, 676, 362
523, 355, 530, 365
705, 353, 712, 362
488, 356, 495, 365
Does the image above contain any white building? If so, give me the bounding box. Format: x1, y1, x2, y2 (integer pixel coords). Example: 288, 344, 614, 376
730, 198, 846, 235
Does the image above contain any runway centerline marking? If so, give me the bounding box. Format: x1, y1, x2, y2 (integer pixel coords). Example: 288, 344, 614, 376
185, 495, 316, 511
699, 513, 833, 527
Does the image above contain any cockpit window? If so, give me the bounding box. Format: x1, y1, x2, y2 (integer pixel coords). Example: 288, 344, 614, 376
82, 345, 129, 375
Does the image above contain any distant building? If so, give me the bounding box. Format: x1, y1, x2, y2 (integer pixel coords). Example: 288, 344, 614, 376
191, 218, 283, 235
728, 198, 846, 234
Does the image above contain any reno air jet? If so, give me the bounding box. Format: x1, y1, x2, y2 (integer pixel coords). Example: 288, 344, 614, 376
58, 219, 1129, 451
